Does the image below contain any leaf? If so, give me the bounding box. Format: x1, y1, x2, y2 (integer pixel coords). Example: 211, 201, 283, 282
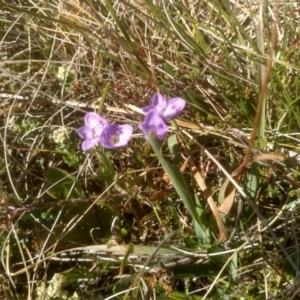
168, 263, 216, 278
167, 134, 181, 163
148, 136, 207, 243
92, 151, 115, 181
208, 245, 231, 272
246, 163, 260, 199
98, 82, 110, 114
104, 0, 131, 42
119, 242, 133, 275
164, 62, 176, 77
44, 167, 84, 199
230, 250, 238, 282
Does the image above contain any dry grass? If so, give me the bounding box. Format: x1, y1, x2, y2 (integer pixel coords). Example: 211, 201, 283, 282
1, 0, 300, 299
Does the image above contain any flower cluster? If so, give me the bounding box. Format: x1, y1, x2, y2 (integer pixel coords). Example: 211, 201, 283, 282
77, 93, 186, 150
139, 93, 186, 140
77, 112, 133, 150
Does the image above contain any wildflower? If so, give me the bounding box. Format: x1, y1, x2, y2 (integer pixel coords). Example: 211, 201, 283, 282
77, 112, 109, 151
99, 124, 133, 149
139, 110, 168, 140
56, 66, 66, 81
139, 92, 186, 140
142, 92, 186, 121
57, 66, 75, 82
52, 127, 66, 144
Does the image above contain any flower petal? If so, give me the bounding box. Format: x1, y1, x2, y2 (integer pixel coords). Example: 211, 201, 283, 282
99, 124, 133, 149
77, 126, 94, 140
163, 97, 186, 120
94, 124, 105, 137
81, 139, 98, 151
84, 112, 108, 129
142, 105, 153, 114
151, 93, 167, 115
139, 110, 168, 140
116, 125, 133, 147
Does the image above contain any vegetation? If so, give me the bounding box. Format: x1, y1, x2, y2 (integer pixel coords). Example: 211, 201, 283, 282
1, 0, 300, 299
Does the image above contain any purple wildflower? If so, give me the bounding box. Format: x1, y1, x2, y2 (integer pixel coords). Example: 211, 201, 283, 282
77, 112, 109, 151
139, 110, 168, 140
142, 92, 186, 121
99, 124, 133, 149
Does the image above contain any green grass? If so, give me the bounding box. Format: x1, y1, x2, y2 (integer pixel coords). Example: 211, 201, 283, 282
1, 0, 300, 299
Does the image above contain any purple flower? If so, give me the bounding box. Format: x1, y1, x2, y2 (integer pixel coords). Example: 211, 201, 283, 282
77, 112, 109, 151
139, 110, 168, 140
142, 92, 186, 121
77, 112, 133, 150
99, 124, 133, 149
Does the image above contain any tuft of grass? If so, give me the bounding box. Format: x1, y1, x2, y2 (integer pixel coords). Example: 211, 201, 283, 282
1, 0, 300, 299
